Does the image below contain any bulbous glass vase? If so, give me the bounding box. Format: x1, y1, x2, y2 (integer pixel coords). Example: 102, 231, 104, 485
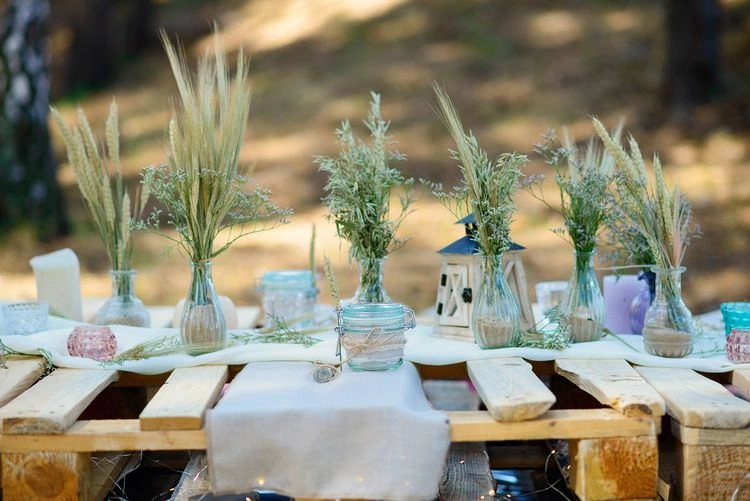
181, 261, 226, 354
642, 266, 694, 358
351, 257, 392, 304
94, 270, 150, 327
561, 251, 605, 343
471, 254, 521, 349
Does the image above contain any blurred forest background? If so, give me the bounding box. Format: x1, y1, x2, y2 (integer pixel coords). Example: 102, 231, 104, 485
1, 0, 749, 314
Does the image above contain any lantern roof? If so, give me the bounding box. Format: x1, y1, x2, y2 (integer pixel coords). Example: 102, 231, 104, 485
438, 235, 524, 254
456, 214, 475, 225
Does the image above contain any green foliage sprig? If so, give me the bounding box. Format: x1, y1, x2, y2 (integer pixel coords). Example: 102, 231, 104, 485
316, 92, 414, 264
592, 118, 699, 270
51, 101, 148, 270
138, 31, 290, 262
530, 128, 616, 254
429, 84, 526, 273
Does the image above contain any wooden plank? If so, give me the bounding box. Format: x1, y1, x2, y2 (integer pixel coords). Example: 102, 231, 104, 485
556, 359, 665, 418
448, 409, 655, 442
2, 451, 91, 500
0, 359, 42, 408
676, 441, 750, 501
90, 452, 130, 501
635, 367, 750, 429
569, 436, 658, 500
467, 358, 556, 421
0, 369, 119, 434
0, 419, 206, 452
139, 365, 227, 431
671, 419, 750, 446
732, 369, 750, 396
439, 442, 496, 501
0, 410, 654, 453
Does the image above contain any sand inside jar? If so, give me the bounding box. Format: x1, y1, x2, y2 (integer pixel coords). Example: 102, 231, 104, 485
474, 317, 515, 348
642, 325, 693, 357
568, 313, 602, 342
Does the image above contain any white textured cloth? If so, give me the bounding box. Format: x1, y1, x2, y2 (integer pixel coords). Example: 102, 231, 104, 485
2, 306, 746, 374
206, 361, 451, 500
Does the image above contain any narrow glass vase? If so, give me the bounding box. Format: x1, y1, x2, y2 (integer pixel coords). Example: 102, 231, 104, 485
561, 251, 605, 343
351, 257, 392, 304
94, 270, 150, 327
642, 266, 694, 358
471, 254, 521, 349
181, 261, 226, 354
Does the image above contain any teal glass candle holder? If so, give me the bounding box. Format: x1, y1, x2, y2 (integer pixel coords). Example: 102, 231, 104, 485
720, 302, 750, 337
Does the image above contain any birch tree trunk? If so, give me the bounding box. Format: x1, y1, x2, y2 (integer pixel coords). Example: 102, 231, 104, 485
0, 0, 68, 239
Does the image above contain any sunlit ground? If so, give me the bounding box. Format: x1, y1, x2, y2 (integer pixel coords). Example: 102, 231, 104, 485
1, 0, 749, 315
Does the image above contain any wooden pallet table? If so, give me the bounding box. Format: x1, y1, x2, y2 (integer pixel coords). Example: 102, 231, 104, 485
0, 355, 670, 501
634, 367, 750, 501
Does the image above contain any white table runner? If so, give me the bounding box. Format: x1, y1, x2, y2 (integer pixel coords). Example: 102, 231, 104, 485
206, 361, 451, 500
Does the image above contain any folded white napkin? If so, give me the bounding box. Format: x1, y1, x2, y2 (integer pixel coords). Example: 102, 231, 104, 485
206, 361, 451, 500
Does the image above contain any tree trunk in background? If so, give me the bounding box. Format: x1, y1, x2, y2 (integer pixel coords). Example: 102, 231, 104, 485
663, 0, 722, 114
0, 0, 69, 239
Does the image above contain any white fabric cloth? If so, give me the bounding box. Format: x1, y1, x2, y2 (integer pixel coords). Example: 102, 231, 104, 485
206, 361, 451, 500
1, 307, 746, 374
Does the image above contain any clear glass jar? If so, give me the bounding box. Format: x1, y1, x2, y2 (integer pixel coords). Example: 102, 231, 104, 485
629, 270, 655, 335
642, 266, 694, 358
259, 270, 318, 327
94, 270, 150, 327
351, 257, 392, 304
561, 250, 605, 343
181, 261, 226, 354
472, 254, 521, 349
340, 302, 416, 371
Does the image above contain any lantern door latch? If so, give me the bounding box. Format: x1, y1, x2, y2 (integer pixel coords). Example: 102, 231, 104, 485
461, 288, 472, 304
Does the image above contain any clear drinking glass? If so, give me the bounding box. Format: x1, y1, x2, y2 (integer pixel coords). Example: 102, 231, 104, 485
259, 270, 318, 327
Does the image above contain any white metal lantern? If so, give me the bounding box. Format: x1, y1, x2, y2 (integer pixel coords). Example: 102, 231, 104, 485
433, 215, 534, 340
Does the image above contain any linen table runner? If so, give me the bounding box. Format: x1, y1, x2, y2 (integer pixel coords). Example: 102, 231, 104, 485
206, 361, 451, 500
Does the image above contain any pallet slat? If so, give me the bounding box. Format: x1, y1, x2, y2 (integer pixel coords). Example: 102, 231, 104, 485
139, 365, 228, 431
732, 369, 750, 396
448, 409, 655, 442
556, 359, 665, 417
0, 369, 119, 434
0, 359, 42, 408
671, 419, 750, 446
635, 367, 750, 429
467, 358, 556, 421
0, 419, 206, 452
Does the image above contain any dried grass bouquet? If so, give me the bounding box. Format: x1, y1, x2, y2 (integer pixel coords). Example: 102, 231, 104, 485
139, 31, 290, 262
52, 101, 148, 271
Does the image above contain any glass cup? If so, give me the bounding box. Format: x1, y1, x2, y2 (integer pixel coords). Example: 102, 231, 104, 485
3, 302, 49, 335
535, 281, 568, 316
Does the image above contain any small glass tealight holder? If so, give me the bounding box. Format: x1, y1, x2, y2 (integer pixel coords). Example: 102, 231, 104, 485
727, 328, 750, 364
258, 270, 319, 328
3, 302, 49, 336
340, 302, 416, 371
